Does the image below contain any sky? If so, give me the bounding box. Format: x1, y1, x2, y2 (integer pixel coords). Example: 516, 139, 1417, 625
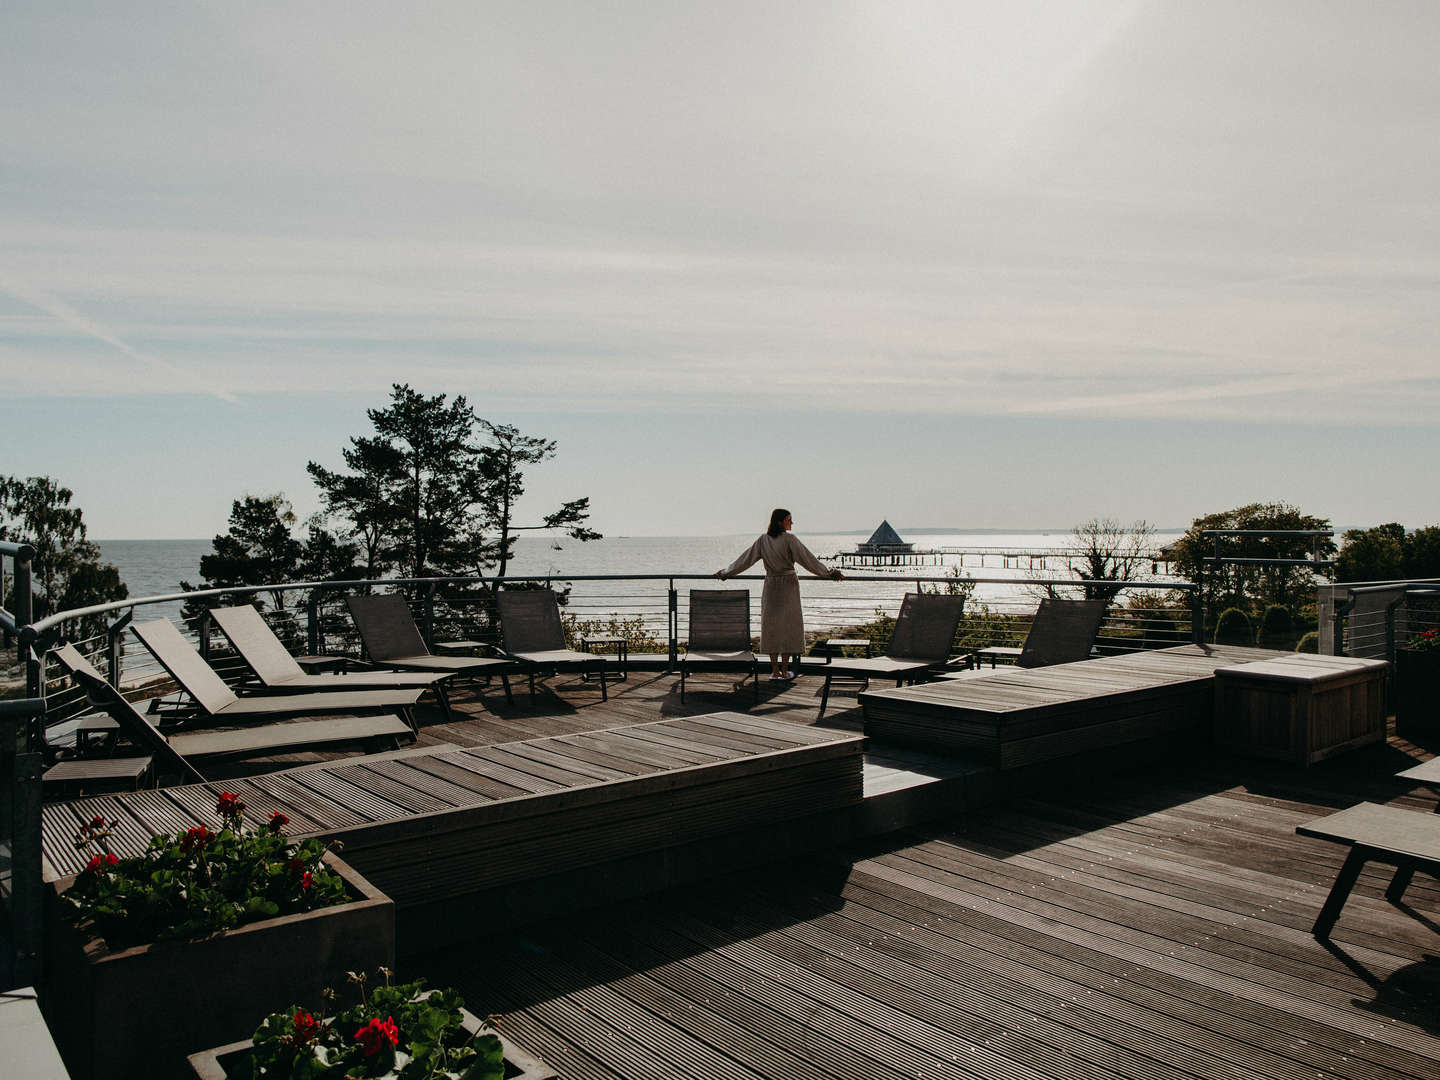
2, 1, 1438, 539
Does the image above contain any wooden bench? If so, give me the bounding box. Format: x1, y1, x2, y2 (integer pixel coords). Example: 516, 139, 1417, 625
1295, 802, 1440, 937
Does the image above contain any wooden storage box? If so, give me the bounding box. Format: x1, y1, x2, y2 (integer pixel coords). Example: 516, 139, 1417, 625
1213, 655, 1387, 766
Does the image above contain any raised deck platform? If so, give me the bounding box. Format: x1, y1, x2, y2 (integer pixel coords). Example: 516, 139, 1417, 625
860, 644, 1288, 767
42, 712, 867, 939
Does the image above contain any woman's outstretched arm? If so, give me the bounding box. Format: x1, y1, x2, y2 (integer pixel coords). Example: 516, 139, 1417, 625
717, 536, 763, 579
787, 533, 844, 580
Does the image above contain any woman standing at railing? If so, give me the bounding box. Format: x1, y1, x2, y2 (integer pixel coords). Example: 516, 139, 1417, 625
717, 508, 843, 682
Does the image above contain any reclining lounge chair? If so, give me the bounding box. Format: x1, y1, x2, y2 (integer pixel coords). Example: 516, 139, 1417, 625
208, 603, 460, 720
51, 644, 412, 785
966, 597, 1108, 670
679, 589, 759, 704
345, 594, 517, 705
812, 592, 965, 719
496, 588, 607, 706
131, 618, 426, 732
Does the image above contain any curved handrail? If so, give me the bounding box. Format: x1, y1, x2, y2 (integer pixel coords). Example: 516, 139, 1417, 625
21, 570, 1193, 641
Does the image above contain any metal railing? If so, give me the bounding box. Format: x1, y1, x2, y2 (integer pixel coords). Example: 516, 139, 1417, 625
1, 541, 35, 662
1321, 580, 1440, 662
20, 571, 1199, 725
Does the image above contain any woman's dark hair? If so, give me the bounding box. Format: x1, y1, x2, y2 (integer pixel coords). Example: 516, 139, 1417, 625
767, 508, 791, 538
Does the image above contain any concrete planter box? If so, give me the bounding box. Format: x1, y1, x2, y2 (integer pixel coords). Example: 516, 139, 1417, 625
41, 854, 394, 1080
1395, 648, 1440, 742
186, 1006, 555, 1080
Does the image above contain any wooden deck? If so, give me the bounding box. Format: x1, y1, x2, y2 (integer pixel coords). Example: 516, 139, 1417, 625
413, 733, 1440, 1080
39, 662, 1440, 1079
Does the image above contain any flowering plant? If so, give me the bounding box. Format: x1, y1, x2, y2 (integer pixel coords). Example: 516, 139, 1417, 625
247, 969, 505, 1079
61, 794, 348, 949
1408, 628, 1440, 651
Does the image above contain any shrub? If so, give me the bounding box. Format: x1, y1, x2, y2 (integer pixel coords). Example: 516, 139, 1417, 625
1213, 607, 1254, 646
1295, 631, 1319, 653
1258, 604, 1295, 649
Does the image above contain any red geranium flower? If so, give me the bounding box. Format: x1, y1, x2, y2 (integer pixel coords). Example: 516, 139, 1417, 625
90, 815, 106, 829
292, 1010, 320, 1044
85, 853, 118, 874
354, 1016, 399, 1057
215, 792, 245, 818
267, 812, 289, 833
301, 871, 313, 890
288, 857, 305, 873
180, 825, 211, 853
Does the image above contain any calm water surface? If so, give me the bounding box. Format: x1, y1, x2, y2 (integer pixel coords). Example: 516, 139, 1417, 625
94, 532, 1182, 633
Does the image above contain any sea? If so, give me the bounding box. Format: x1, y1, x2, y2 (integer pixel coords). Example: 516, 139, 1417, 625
93, 531, 1185, 634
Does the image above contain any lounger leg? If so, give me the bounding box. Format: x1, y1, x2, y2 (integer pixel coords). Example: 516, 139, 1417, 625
1386, 862, 1416, 903
753, 662, 759, 705
1313, 847, 1367, 938
528, 670, 537, 706
434, 684, 454, 723
680, 665, 686, 703
398, 708, 419, 736
500, 674, 513, 706
818, 673, 833, 720
599, 664, 608, 702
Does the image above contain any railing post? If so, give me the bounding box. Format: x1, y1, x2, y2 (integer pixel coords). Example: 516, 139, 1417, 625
198, 609, 212, 660
107, 609, 133, 688
13, 544, 33, 664
668, 580, 678, 671
1332, 597, 1349, 657
423, 583, 437, 649
1190, 588, 1204, 645
307, 591, 321, 657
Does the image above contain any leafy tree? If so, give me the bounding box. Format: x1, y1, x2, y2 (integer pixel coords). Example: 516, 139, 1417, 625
309, 385, 484, 579
181, 494, 302, 613
1168, 502, 1334, 615
309, 385, 599, 581
1334, 522, 1406, 582
1404, 526, 1440, 579
473, 421, 601, 579
0, 475, 127, 640
296, 514, 362, 584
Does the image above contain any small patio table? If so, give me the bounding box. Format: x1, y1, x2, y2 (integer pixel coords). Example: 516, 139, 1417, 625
581, 636, 629, 681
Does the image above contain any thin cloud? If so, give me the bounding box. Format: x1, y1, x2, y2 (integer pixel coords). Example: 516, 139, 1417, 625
0, 276, 240, 404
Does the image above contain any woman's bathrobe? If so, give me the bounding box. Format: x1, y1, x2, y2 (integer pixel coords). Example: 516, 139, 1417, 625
718, 532, 835, 655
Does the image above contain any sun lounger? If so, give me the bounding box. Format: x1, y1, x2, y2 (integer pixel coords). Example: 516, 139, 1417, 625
967, 597, 1108, 669
208, 604, 460, 720
495, 588, 607, 706
52, 644, 412, 784
130, 618, 425, 731
811, 593, 965, 719
679, 589, 759, 704
344, 594, 517, 704
1296, 801, 1440, 937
